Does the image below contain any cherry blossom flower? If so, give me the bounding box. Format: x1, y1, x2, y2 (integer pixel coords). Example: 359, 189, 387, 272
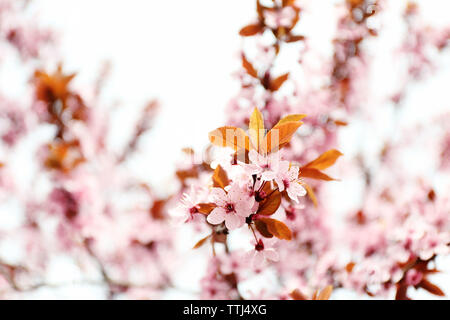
207, 183, 254, 229
273, 161, 306, 203
247, 239, 279, 269
246, 149, 282, 181
264, 6, 296, 29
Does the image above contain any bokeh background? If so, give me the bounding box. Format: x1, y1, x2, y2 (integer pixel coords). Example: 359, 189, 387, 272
0, 0, 449, 299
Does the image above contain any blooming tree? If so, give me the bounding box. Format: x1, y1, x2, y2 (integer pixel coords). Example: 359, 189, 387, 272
0, 0, 449, 300
172, 0, 449, 300
0, 0, 175, 299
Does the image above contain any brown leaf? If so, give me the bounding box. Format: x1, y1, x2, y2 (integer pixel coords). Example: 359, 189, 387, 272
269, 73, 289, 91
302, 182, 318, 207
290, 289, 307, 300
260, 121, 303, 154
258, 218, 292, 240
285, 34, 305, 43
333, 120, 348, 126
212, 165, 229, 189
316, 285, 333, 300
197, 203, 216, 215
150, 198, 167, 220
257, 189, 281, 216
209, 126, 250, 151
254, 219, 273, 238
239, 23, 263, 36
273, 114, 306, 129
345, 262, 356, 273
303, 149, 343, 170
242, 54, 258, 78
299, 168, 336, 181
248, 107, 265, 151
193, 235, 211, 249
418, 279, 445, 296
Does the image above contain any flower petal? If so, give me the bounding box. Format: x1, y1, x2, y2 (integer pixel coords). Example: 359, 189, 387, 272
207, 207, 226, 225
253, 251, 265, 268
264, 248, 279, 262
227, 183, 242, 203
210, 188, 227, 206
235, 200, 253, 217
261, 171, 276, 181
224, 214, 245, 230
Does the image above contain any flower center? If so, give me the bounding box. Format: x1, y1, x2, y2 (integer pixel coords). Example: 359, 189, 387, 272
225, 203, 235, 213
189, 206, 198, 214
283, 179, 290, 189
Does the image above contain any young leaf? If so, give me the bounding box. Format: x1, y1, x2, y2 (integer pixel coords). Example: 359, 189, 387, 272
258, 218, 292, 240
299, 168, 336, 181
290, 289, 307, 300
303, 149, 343, 170
197, 203, 216, 214
302, 182, 318, 207
257, 189, 281, 215
418, 279, 445, 296
260, 121, 302, 154
242, 54, 258, 78
254, 219, 274, 238
209, 126, 250, 151
212, 165, 229, 189
193, 235, 211, 249
273, 114, 306, 129
239, 23, 263, 36
316, 285, 333, 300
248, 107, 265, 151
285, 34, 305, 43
269, 73, 289, 91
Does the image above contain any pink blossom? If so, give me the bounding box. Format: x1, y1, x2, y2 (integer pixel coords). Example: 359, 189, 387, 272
207, 183, 254, 230
264, 6, 296, 29
405, 269, 423, 287
273, 161, 306, 203
247, 239, 279, 269
246, 149, 282, 181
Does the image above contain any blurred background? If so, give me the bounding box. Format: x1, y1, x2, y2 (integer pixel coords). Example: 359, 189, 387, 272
0, 0, 449, 299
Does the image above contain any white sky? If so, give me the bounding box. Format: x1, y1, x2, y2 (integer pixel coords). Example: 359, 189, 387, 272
3, 0, 449, 299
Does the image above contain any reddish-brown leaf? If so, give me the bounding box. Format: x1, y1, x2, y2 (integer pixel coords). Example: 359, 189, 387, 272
302, 182, 318, 207
193, 235, 211, 249
254, 219, 273, 238
345, 262, 356, 273
299, 168, 336, 181
334, 119, 348, 126
150, 198, 167, 220
209, 126, 250, 151
316, 285, 333, 300
260, 121, 303, 154
285, 34, 305, 43
418, 279, 445, 296
212, 165, 229, 189
257, 189, 281, 216
242, 54, 258, 78
258, 218, 292, 240
290, 289, 307, 300
239, 23, 263, 36
269, 73, 289, 91
197, 203, 216, 215
303, 149, 343, 170
273, 114, 306, 129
